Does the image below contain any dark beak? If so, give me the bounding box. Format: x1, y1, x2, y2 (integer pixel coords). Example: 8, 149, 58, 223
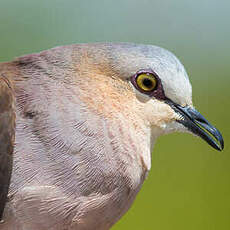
168, 101, 224, 151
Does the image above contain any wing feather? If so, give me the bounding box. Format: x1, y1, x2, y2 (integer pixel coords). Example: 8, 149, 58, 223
0, 76, 15, 220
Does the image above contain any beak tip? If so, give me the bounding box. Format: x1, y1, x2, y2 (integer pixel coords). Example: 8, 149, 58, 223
220, 139, 224, 151
210, 132, 224, 151
216, 130, 224, 151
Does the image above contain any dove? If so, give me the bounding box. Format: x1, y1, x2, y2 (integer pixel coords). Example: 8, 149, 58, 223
0, 43, 223, 230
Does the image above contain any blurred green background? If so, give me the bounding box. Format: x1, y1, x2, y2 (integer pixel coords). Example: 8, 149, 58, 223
0, 0, 229, 229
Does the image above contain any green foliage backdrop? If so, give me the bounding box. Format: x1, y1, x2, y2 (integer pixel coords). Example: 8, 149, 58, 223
0, 0, 229, 229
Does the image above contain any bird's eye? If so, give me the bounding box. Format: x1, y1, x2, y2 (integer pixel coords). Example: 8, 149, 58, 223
136, 73, 157, 92
131, 69, 165, 99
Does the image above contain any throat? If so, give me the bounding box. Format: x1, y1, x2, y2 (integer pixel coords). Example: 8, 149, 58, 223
103, 117, 152, 180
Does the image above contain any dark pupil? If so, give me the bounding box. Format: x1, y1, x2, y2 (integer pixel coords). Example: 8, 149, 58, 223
142, 78, 153, 88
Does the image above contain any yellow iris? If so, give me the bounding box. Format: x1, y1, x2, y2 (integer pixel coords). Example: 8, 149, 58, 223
136, 73, 157, 92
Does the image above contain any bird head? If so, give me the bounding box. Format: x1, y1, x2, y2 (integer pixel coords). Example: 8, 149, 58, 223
68, 43, 223, 151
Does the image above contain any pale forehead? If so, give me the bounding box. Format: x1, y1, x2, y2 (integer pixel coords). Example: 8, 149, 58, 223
107, 43, 192, 106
